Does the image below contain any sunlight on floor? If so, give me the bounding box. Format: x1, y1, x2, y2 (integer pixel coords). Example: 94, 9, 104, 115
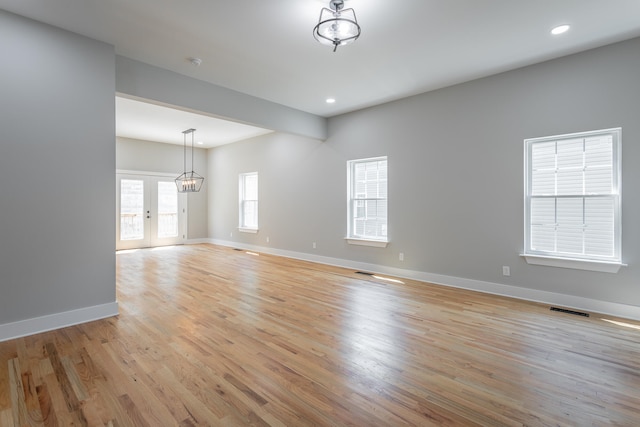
601, 318, 640, 330
117, 246, 177, 255
116, 249, 139, 255
345, 285, 404, 383
150, 245, 176, 251
372, 275, 405, 284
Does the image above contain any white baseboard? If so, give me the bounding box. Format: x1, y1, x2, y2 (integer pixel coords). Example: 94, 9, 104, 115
184, 238, 212, 245
0, 301, 119, 343
203, 239, 640, 321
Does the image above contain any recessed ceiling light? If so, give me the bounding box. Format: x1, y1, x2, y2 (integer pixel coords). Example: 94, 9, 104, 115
196, 141, 204, 145
326, 98, 336, 104
551, 24, 570, 35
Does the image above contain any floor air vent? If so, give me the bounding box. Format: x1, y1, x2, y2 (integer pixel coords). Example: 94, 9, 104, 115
550, 307, 589, 317
233, 248, 243, 251
355, 271, 374, 276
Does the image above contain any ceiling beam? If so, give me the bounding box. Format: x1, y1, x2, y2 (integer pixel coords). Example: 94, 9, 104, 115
116, 56, 327, 141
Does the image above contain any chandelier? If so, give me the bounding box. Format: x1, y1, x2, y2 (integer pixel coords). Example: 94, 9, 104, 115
313, 0, 361, 52
175, 128, 204, 193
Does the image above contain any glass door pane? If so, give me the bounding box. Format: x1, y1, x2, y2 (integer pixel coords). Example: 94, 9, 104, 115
157, 181, 178, 238
120, 179, 145, 241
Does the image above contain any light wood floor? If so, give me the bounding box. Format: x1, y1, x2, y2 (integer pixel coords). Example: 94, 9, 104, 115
1, 244, 639, 426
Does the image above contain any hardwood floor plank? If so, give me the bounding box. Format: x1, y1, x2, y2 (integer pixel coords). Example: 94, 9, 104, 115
35, 382, 58, 427
22, 370, 44, 426
92, 380, 133, 427
79, 399, 106, 427
44, 343, 80, 413
0, 408, 15, 427
117, 394, 150, 427
8, 358, 29, 427
148, 365, 224, 424
60, 357, 89, 402
0, 345, 17, 414
98, 342, 178, 426
40, 371, 84, 426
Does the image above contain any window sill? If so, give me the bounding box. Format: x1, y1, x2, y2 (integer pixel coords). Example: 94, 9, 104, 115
520, 254, 625, 273
238, 227, 258, 234
345, 238, 389, 248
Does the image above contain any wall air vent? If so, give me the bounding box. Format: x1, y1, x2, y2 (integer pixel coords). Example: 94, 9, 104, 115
550, 307, 590, 317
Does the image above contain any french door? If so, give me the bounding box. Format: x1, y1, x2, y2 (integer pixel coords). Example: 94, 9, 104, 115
116, 173, 187, 250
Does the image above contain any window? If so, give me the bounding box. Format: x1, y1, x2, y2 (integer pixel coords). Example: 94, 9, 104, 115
239, 172, 258, 232
523, 128, 622, 272
347, 157, 388, 246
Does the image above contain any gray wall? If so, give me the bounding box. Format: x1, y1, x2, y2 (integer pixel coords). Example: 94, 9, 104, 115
209, 37, 640, 308
116, 137, 208, 239
208, 133, 331, 246
0, 11, 116, 324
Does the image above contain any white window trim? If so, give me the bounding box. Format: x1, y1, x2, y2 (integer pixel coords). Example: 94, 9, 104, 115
520, 254, 625, 273
238, 227, 258, 234
523, 128, 622, 273
346, 156, 389, 246
345, 237, 389, 248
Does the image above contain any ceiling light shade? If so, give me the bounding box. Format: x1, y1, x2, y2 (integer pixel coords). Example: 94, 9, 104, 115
313, 0, 361, 52
175, 128, 204, 193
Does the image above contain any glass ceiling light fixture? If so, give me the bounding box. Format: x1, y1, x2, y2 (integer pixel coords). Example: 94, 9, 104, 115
551, 24, 570, 35
175, 128, 204, 193
313, 0, 361, 52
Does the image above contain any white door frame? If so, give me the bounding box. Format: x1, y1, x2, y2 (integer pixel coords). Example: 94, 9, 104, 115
116, 170, 188, 250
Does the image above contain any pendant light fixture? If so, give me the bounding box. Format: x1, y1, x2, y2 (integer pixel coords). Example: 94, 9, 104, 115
175, 128, 204, 193
313, 0, 361, 52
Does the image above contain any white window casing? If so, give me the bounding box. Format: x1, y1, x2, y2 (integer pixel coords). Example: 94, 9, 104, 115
522, 128, 623, 273
239, 172, 258, 232
347, 157, 388, 247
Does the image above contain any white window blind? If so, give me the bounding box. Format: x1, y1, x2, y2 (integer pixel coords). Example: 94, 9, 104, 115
239, 172, 258, 230
348, 157, 388, 241
524, 128, 621, 263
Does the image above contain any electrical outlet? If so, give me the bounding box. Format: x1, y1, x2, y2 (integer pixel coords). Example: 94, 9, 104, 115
266, 236, 270, 243
502, 266, 510, 276
313, 242, 317, 249
399, 252, 404, 261
230, 232, 233, 237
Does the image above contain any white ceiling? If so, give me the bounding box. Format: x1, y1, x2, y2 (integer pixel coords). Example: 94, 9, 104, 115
116, 97, 272, 148
3, 0, 640, 145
